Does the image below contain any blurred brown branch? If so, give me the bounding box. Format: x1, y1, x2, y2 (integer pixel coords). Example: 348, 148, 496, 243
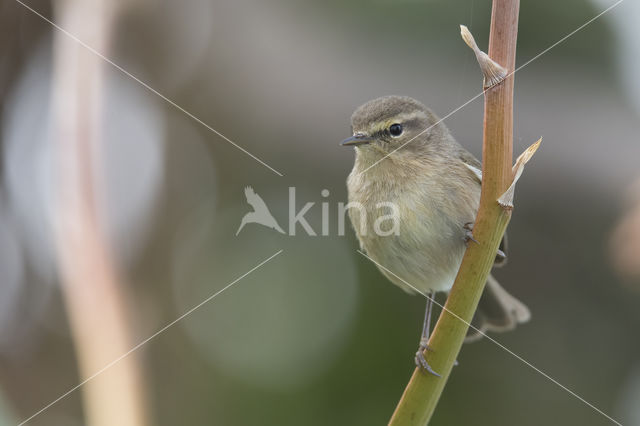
610, 178, 640, 284
50, 1, 149, 425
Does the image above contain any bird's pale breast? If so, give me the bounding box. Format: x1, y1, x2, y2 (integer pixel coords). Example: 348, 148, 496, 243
347, 158, 479, 294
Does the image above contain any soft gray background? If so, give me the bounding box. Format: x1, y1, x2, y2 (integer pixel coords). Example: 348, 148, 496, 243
1, 0, 639, 425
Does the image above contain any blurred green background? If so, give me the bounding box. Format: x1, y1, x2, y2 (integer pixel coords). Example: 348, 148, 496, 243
1, 0, 639, 425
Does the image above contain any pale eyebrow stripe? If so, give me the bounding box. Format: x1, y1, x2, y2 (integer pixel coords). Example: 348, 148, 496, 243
367, 111, 428, 134
392, 111, 428, 123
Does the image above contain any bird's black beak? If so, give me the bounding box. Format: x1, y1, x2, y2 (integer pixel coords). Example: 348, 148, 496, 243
341, 134, 373, 146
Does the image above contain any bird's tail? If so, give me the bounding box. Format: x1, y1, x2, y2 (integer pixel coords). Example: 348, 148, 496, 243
465, 274, 530, 343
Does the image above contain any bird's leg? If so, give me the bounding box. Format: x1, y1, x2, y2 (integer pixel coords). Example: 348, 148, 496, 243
463, 222, 478, 245
415, 292, 440, 377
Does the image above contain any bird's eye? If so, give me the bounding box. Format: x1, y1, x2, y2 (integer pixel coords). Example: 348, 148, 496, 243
389, 123, 403, 137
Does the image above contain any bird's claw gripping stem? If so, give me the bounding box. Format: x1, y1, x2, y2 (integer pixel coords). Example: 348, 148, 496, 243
414, 341, 440, 377
463, 222, 478, 245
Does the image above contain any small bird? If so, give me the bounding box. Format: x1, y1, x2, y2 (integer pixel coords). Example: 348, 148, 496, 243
236, 186, 285, 235
342, 96, 530, 375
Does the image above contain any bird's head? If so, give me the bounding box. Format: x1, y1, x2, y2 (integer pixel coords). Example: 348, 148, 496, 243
341, 96, 451, 158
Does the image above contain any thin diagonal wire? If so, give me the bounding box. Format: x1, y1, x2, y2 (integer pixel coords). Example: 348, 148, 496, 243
357, 250, 623, 426
18, 250, 284, 426
13, 0, 284, 177
358, 0, 624, 176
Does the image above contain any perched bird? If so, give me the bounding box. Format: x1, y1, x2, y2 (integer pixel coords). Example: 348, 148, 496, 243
236, 186, 285, 235
342, 96, 530, 375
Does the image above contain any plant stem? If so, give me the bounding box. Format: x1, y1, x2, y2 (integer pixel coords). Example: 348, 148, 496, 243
51, 1, 149, 425
388, 1, 520, 424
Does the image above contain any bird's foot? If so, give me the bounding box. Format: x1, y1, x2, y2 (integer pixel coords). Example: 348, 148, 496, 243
495, 248, 507, 263
463, 222, 478, 246
414, 342, 441, 377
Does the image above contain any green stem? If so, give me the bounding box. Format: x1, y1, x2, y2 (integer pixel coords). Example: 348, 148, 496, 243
388, 1, 520, 424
